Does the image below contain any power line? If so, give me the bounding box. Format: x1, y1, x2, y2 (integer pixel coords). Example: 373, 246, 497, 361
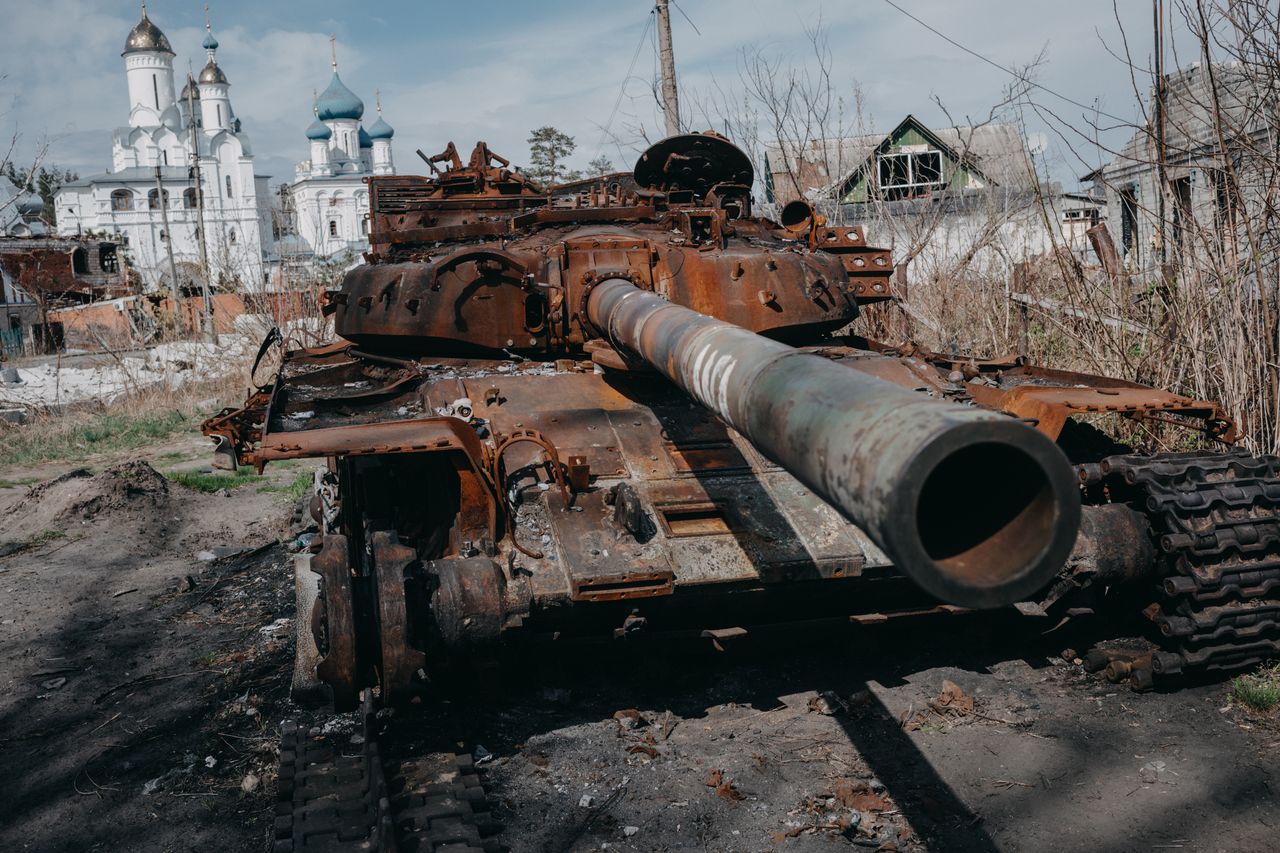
880, 0, 1132, 124
596, 9, 656, 160
670, 0, 701, 36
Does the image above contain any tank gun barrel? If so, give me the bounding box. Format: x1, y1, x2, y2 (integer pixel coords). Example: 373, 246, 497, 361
586, 278, 1081, 609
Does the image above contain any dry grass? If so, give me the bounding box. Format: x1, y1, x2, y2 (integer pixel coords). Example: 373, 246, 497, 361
0, 353, 253, 472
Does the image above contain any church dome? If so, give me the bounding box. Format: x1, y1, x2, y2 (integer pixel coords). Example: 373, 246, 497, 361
367, 115, 394, 140
16, 190, 43, 217
203, 30, 219, 51
358, 126, 373, 149
306, 118, 332, 141
123, 9, 174, 56
199, 60, 228, 85
160, 103, 184, 131
180, 78, 200, 101
316, 73, 364, 121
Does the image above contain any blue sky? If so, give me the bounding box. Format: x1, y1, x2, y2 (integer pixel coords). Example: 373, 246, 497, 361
2, 1, 1182, 189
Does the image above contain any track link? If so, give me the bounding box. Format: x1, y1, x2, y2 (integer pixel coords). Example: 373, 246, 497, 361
275, 700, 501, 852
1102, 450, 1280, 678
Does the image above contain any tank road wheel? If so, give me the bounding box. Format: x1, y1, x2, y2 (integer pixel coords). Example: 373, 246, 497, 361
369, 530, 427, 704
310, 534, 362, 710
291, 551, 326, 704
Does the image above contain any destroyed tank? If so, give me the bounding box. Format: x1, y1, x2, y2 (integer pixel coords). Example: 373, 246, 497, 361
206, 134, 1280, 707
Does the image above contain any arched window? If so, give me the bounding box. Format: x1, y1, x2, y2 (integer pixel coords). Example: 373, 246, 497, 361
328, 220, 338, 237
110, 189, 134, 211
360, 217, 368, 235
225, 175, 233, 198
147, 188, 169, 209
228, 229, 237, 244
183, 188, 198, 209
71, 248, 88, 275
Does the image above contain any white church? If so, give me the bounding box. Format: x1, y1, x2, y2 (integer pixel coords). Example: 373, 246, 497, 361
56, 7, 272, 293
288, 44, 397, 260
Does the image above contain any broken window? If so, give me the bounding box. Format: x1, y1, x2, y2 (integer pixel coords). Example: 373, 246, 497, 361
71, 248, 88, 275
147, 188, 169, 210
110, 189, 134, 212
1171, 175, 1192, 252
1210, 168, 1240, 233
99, 245, 118, 273
183, 187, 198, 209
328, 220, 338, 237
876, 150, 946, 201
1119, 185, 1139, 260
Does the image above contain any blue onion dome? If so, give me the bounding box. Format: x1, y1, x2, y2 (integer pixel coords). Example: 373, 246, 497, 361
198, 60, 228, 85
16, 190, 44, 217
123, 8, 174, 55
358, 126, 373, 149
203, 29, 219, 51
306, 117, 332, 141
316, 73, 364, 121
367, 115, 394, 140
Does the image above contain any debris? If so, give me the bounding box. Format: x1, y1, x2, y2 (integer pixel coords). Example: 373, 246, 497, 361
257, 617, 293, 641
613, 708, 643, 731
40, 676, 67, 690
622, 826, 639, 837
177, 575, 198, 593
241, 772, 261, 793
807, 690, 848, 716
474, 744, 493, 764
579, 794, 596, 808
204, 755, 217, 769
111, 587, 138, 598
903, 679, 976, 730
1138, 760, 1176, 784
934, 680, 974, 715
626, 743, 659, 759
705, 768, 744, 801
832, 779, 891, 813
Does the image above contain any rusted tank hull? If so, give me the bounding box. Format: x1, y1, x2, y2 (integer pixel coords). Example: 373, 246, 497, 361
586, 278, 1081, 608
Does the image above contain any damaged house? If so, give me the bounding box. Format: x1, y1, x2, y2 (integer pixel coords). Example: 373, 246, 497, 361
1094, 62, 1273, 273
765, 115, 1097, 284
0, 177, 128, 355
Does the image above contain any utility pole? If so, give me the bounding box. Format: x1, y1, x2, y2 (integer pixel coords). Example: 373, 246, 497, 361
153, 164, 184, 331
655, 0, 680, 137
186, 73, 217, 343
1154, 0, 1167, 266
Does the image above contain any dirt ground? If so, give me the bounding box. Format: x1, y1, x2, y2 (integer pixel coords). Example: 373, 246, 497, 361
0, 435, 1276, 852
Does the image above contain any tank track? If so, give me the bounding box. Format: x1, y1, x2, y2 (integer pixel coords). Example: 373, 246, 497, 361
274, 700, 501, 852
1102, 449, 1280, 678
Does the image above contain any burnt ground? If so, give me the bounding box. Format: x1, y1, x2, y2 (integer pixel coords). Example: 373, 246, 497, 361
0, 439, 1277, 852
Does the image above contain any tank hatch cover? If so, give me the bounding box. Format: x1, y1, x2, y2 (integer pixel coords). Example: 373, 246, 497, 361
633, 132, 754, 196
